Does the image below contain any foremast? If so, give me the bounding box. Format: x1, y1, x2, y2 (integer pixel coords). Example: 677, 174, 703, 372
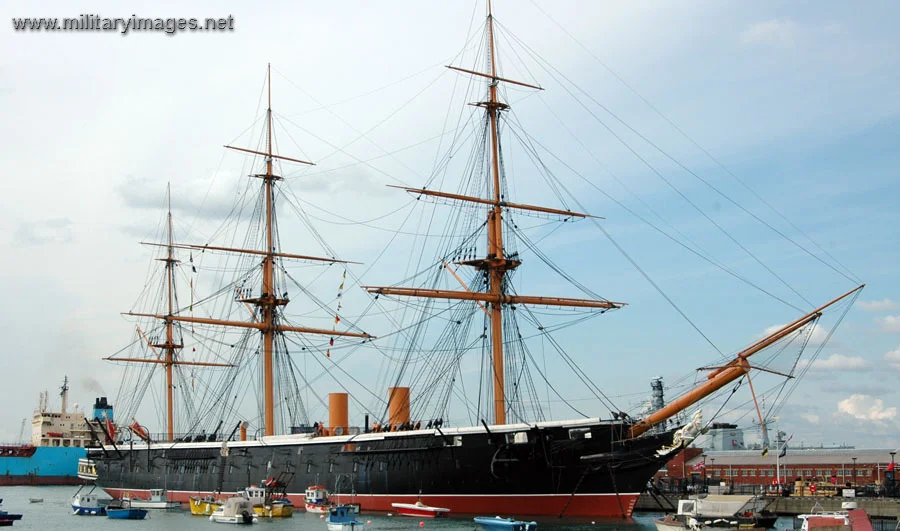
127, 65, 373, 437
365, 2, 625, 425
107, 184, 232, 442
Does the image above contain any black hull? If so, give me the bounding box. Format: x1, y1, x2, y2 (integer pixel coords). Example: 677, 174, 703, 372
90, 419, 675, 517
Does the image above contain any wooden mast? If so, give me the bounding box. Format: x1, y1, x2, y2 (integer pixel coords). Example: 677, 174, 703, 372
628, 283, 865, 439
164, 184, 176, 441
365, 1, 623, 425
262, 63, 277, 436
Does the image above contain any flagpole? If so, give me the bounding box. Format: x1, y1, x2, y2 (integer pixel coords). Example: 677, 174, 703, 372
776, 444, 780, 485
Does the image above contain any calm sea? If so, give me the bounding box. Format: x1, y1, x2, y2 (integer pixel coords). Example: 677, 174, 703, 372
0, 486, 808, 531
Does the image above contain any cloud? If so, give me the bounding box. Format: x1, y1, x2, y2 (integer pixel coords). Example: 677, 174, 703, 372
808, 354, 869, 372
885, 347, 900, 371
116, 174, 242, 222
836, 394, 897, 423
13, 218, 74, 246
857, 299, 898, 312
827, 382, 894, 396
740, 19, 797, 47
877, 316, 900, 332
801, 413, 820, 424
762, 322, 830, 347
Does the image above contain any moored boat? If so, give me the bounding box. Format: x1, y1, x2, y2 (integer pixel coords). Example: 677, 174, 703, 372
326, 505, 364, 531
391, 501, 449, 518
241, 483, 294, 518
653, 496, 772, 531
474, 516, 537, 531
0, 499, 22, 527
797, 505, 873, 531
209, 497, 259, 524
305, 485, 333, 514
72, 486, 108, 516
128, 488, 180, 510
190, 495, 223, 516
106, 499, 147, 520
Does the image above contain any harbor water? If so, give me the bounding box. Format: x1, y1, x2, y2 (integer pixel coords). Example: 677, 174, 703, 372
0, 486, 806, 531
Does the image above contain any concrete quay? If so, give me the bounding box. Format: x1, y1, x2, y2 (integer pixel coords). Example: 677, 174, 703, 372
635, 493, 900, 519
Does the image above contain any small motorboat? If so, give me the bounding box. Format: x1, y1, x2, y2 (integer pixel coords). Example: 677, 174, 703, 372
27, 499, 42, 504
391, 501, 450, 518
209, 497, 259, 525
305, 485, 333, 514
72, 486, 108, 516
106, 499, 148, 520
242, 480, 294, 518
0, 499, 22, 526
254, 499, 294, 518
128, 488, 181, 510
474, 516, 537, 531
189, 495, 223, 516
797, 505, 873, 531
326, 505, 364, 531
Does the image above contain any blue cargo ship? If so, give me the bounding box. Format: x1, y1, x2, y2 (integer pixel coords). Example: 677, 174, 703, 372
0, 378, 112, 485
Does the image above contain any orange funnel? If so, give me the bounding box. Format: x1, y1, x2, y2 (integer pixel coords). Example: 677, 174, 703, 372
329, 393, 349, 436
388, 387, 410, 426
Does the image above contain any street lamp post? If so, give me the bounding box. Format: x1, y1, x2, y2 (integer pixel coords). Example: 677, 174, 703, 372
852, 457, 858, 487
702, 454, 707, 492
890, 451, 896, 497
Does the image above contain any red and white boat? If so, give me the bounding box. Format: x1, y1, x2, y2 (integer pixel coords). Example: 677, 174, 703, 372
304, 485, 332, 514
391, 501, 450, 518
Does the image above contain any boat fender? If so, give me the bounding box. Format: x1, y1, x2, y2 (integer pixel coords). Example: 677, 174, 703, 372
242, 510, 252, 523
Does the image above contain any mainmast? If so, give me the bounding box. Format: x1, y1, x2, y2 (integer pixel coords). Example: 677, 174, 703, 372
164, 185, 178, 440
262, 63, 278, 436
127, 65, 373, 437
485, 0, 507, 426
366, 2, 625, 425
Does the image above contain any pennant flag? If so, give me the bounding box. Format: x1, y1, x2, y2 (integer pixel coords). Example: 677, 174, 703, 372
329, 338, 334, 346
778, 434, 792, 458
761, 446, 769, 458
334, 315, 341, 324
326, 349, 331, 358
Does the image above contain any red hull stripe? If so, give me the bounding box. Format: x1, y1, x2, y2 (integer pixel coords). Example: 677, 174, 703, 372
102, 488, 639, 518
0, 476, 85, 486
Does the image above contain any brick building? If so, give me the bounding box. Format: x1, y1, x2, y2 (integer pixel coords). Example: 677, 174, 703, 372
656, 448, 897, 490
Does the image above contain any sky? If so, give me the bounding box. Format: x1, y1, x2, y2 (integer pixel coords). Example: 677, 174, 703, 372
2, 1, 899, 450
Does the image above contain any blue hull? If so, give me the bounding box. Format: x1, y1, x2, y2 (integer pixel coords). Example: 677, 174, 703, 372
107, 508, 147, 520
474, 517, 537, 531
72, 505, 106, 516
0, 446, 86, 485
